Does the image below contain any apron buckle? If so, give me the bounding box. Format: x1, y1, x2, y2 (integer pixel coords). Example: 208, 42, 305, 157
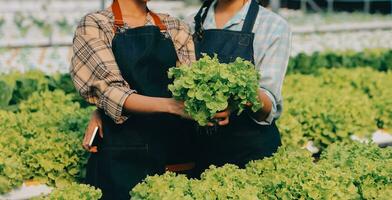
163, 31, 171, 39
115, 23, 129, 33
194, 21, 205, 41
195, 29, 204, 41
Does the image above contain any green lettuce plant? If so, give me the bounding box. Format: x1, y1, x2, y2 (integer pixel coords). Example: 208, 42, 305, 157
56, 17, 74, 35
168, 55, 261, 126
31, 16, 53, 37
13, 12, 31, 37
33, 183, 102, 200
0, 80, 13, 108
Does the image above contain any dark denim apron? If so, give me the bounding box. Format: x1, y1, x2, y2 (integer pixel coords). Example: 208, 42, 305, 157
192, 0, 282, 175
85, 2, 194, 199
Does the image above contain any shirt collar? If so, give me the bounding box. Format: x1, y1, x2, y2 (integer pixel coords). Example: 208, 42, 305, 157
205, 0, 252, 29
106, 7, 155, 26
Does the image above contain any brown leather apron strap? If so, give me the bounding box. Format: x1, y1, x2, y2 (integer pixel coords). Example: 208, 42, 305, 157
112, 0, 124, 32
112, 0, 167, 32
149, 11, 167, 31
165, 162, 195, 172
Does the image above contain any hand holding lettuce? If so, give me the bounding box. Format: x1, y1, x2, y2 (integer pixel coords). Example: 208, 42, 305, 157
168, 55, 262, 126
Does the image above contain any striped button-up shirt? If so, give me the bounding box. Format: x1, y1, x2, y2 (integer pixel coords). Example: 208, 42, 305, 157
70, 8, 195, 124
187, 0, 292, 124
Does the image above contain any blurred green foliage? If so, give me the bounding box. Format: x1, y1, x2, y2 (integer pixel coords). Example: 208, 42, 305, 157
288, 49, 392, 74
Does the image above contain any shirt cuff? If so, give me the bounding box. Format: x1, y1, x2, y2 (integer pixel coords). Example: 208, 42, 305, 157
249, 88, 277, 125
100, 86, 136, 124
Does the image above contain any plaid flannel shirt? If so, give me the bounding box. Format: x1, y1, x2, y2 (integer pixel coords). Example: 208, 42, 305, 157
70, 8, 195, 124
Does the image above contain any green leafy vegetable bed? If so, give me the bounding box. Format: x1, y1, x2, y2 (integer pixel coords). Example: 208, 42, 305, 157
0, 65, 391, 198
278, 68, 392, 150
131, 142, 392, 200
0, 90, 94, 194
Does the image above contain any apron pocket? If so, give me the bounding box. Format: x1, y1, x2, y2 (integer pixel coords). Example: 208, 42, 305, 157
107, 147, 165, 199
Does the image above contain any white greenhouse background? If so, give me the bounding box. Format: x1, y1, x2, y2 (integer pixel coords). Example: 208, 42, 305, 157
2, 0, 392, 74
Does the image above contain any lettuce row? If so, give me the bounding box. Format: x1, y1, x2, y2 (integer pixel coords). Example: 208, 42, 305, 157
278, 68, 392, 150
0, 90, 93, 194
131, 143, 392, 200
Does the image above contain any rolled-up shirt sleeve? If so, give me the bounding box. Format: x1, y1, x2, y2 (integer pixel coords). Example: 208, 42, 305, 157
70, 14, 136, 124
252, 19, 292, 125
169, 18, 196, 66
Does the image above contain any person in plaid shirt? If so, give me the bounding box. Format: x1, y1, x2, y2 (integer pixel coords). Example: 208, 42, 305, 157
70, 0, 196, 199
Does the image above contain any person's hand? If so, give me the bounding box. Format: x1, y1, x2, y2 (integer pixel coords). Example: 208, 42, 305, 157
166, 99, 192, 120
82, 110, 104, 153
210, 107, 232, 126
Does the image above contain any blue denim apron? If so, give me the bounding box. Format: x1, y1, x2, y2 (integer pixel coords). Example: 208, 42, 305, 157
192, 0, 282, 176
85, 2, 194, 199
